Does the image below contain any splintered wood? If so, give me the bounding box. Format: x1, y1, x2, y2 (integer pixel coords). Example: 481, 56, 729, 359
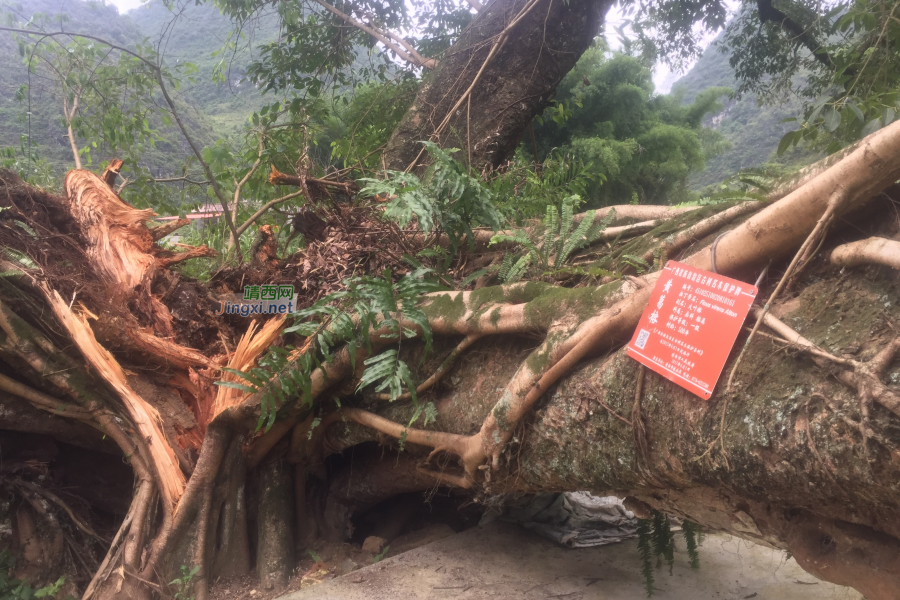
212, 316, 286, 419
44, 288, 186, 505
65, 169, 157, 290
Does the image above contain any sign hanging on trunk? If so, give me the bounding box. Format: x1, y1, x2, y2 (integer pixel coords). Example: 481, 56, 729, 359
626, 261, 758, 400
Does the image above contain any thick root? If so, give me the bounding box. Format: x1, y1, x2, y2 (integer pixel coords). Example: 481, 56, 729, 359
831, 236, 900, 270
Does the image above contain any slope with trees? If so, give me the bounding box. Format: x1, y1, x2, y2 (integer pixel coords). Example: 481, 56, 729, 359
670, 28, 815, 188
531, 45, 730, 205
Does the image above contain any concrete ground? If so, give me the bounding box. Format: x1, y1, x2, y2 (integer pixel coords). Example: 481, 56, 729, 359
281, 520, 863, 600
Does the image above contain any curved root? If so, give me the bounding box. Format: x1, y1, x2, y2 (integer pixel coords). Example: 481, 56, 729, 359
831, 237, 900, 270
376, 333, 481, 401
756, 309, 900, 451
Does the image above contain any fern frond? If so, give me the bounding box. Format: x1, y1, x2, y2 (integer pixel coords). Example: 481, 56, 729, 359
682, 521, 701, 569
498, 253, 516, 281
556, 199, 575, 262
556, 208, 596, 268
540, 203, 560, 260
504, 253, 533, 283
637, 519, 655, 597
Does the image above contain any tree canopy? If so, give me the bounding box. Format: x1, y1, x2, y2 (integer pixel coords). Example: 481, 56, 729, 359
532, 47, 730, 205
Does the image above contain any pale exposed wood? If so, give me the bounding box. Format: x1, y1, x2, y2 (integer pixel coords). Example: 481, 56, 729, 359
149, 218, 190, 241
156, 244, 219, 269
126, 328, 217, 370
101, 159, 124, 189
831, 237, 900, 270
65, 169, 157, 290
44, 287, 185, 506
212, 317, 285, 420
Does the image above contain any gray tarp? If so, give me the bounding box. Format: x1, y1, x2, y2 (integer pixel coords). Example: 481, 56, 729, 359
483, 492, 637, 548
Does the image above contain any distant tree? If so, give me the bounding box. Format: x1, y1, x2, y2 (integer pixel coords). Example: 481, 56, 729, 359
532, 47, 730, 205
719, 0, 900, 153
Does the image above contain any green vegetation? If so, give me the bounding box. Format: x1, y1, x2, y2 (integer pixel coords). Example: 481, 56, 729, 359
533, 46, 730, 205
0, 550, 67, 600
491, 197, 615, 283
636, 511, 704, 597
169, 565, 199, 600
220, 268, 444, 430
0, 0, 226, 183
359, 141, 502, 259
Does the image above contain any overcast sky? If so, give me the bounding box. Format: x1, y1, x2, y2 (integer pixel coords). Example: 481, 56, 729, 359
105, 0, 727, 93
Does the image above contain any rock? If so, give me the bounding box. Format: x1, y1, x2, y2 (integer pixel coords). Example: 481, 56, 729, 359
339, 557, 360, 574
386, 524, 456, 557
361, 535, 388, 553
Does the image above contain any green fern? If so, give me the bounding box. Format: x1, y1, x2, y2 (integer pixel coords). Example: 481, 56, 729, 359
682, 521, 702, 569
636, 510, 702, 596
359, 141, 502, 265
651, 511, 675, 574
216, 269, 444, 431
490, 196, 614, 282
621, 254, 651, 274
636, 519, 655, 597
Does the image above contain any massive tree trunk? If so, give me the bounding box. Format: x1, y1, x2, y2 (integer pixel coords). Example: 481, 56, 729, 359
3, 120, 900, 600
382, 0, 609, 171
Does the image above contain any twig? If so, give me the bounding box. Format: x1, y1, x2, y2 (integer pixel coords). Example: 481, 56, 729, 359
310, 0, 436, 69
595, 396, 633, 426
376, 334, 481, 401
153, 176, 209, 185
14, 479, 106, 542
235, 189, 306, 237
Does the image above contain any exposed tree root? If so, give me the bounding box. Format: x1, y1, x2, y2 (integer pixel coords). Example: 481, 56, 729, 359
336, 119, 900, 488
44, 288, 186, 506
831, 236, 900, 270
638, 199, 769, 265
0, 371, 92, 423
11, 479, 105, 542
81, 479, 147, 600
376, 333, 481, 401
756, 308, 900, 451
4, 114, 900, 600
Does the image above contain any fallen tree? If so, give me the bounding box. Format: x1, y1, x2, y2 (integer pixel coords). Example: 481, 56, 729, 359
2, 118, 900, 600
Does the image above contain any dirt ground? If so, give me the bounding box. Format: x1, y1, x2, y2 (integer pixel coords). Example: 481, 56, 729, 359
264, 520, 863, 600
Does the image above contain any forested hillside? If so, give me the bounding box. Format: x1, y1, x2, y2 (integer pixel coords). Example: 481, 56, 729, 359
672, 32, 820, 188
0, 0, 276, 177
127, 0, 278, 133
1, 0, 820, 193
0, 0, 145, 171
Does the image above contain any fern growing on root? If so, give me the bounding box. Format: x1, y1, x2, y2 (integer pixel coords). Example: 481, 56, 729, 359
216, 268, 445, 431
490, 196, 616, 283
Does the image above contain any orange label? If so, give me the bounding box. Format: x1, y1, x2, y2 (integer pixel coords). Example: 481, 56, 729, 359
626, 261, 758, 400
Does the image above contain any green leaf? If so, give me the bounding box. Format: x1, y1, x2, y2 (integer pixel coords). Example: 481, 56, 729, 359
776, 130, 797, 156
823, 108, 841, 132
214, 381, 258, 394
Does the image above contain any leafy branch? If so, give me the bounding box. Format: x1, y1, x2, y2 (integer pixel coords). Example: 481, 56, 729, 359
216, 269, 444, 431
491, 196, 615, 283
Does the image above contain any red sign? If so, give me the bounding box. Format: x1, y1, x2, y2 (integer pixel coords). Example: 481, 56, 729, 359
626, 261, 757, 400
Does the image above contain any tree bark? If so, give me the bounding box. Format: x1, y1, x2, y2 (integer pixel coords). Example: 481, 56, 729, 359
4, 122, 900, 600
256, 456, 294, 591
382, 0, 609, 171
